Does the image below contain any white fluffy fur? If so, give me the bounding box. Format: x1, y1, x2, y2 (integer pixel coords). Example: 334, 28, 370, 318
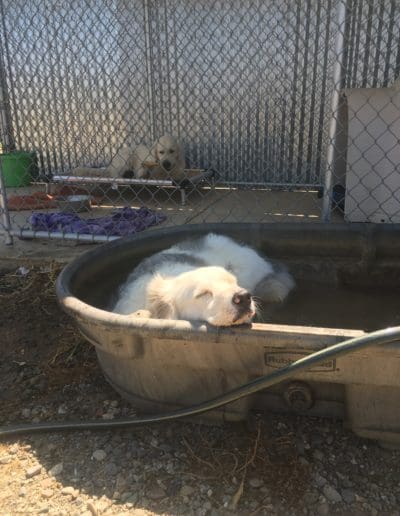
113, 234, 295, 326
72, 134, 186, 181
163, 233, 275, 294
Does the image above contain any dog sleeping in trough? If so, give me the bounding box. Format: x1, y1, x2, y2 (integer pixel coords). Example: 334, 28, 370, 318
48, 223, 400, 449
112, 233, 295, 326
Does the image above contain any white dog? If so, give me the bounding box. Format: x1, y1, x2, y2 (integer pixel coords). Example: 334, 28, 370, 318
72, 134, 186, 181
161, 233, 295, 303
113, 234, 295, 326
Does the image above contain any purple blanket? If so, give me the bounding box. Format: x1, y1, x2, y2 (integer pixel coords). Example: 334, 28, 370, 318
29, 207, 167, 236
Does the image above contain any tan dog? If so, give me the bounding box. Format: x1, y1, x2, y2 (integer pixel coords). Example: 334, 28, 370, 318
72, 134, 186, 181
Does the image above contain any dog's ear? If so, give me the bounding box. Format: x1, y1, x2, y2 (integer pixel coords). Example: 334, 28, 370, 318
151, 298, 175, 319
147, 275, 176, 319
150, 138, 161, 162
154, 145, 160, 162
194, 288, 212, 299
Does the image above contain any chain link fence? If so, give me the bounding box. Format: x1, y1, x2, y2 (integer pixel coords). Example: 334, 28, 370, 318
0, 0, 399, 242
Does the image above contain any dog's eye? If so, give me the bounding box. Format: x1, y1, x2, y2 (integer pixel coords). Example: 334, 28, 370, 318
169, 149, 175, 153
159, 150, 165, 155
194, 289, 212, 299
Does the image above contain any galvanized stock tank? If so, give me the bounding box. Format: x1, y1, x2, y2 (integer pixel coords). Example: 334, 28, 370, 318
56, 223, 400, 448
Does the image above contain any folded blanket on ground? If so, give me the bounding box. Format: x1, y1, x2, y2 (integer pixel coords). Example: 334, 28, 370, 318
29, 207, 166, 236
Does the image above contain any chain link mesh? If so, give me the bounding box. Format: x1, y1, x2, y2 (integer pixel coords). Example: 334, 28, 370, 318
0, 0, 399, 241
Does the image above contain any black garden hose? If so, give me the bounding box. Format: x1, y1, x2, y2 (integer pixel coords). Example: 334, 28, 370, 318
0, 326, 399, 438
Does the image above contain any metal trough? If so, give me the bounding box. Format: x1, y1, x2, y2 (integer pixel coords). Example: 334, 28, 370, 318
56, 223, 400, 447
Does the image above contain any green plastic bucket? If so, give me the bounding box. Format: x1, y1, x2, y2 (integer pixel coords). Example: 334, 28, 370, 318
0, 151, 38, 187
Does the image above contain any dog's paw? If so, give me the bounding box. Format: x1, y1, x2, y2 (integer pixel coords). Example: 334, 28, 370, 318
254, 271, 295, 303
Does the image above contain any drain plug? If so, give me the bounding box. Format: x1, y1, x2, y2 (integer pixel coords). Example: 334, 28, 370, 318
283, 381, 314, 411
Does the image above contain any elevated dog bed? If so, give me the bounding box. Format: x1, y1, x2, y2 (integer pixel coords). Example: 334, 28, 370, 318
51, 168, 216, 206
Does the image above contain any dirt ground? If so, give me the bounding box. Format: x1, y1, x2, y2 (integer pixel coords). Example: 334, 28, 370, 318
0, 264, 399, 516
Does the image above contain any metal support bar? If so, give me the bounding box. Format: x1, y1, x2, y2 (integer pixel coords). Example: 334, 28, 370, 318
10, 228, 118, 243
322, 0, 348, 222
180, 188, 186, 206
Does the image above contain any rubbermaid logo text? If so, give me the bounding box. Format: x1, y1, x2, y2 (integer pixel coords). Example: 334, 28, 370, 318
265, 351, 336, 372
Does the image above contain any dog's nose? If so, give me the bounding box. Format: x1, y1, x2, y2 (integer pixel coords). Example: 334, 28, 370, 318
162, 160, 172, 170
232, 291, 252, 308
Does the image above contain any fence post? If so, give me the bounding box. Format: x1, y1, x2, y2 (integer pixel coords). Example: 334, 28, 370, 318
0, 32, 13, 245
322, 0, 348, 222
143, 0, 156, 142
0, 159, 13, 245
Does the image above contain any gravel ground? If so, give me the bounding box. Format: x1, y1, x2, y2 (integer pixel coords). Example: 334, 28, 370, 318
0, 263, 399, 516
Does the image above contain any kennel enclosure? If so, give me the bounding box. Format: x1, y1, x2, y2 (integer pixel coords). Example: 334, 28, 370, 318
1, 0, 400, 241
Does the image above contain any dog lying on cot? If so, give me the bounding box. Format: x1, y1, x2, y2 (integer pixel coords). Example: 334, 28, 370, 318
72, 134, 186, 181
113, 233, 295, 327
